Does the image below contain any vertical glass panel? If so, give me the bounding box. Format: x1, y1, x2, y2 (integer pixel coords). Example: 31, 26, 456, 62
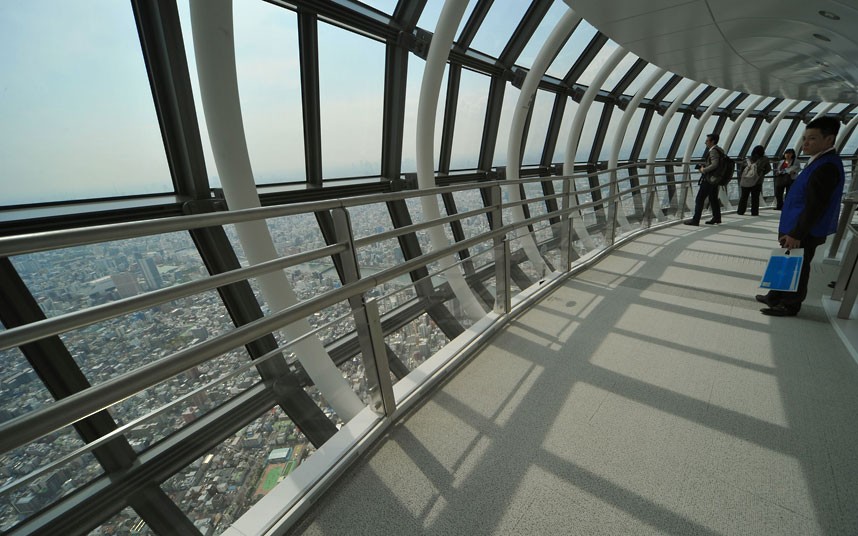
553, 96, 581, 164
771, 98, 793, 112
786, 119, 808, 153
469, 0, 531, 58
417, 0, 477, 41
578, 101, 604, 162
841, 126, 858, 156
359, 0, 398, 14
450, 68, 489, 170
602, 52, 639, 92
729, 117, 756, 154
617, 108, 646, 160
644, 71, 677, 100
686, 85, 711, 105
403, 55, 448, 173
576, 41, 618, 88
178, 1, 220, 188
754, 96, 776, 110
522, 90, 555, 165
769, 117, 797, 152
546, 19, 597, 80
318, 22, 384, 178
1, 2, 172, 206
516, 1, 569, 69
234, 1, 306, 184
384, 313, 449, 372
637, 110, 658, 159
493, 84, 522, 167
662, 78, 698, 104
656, 114, 683, 158
599, 105, 622, 161
749, 118, 770, 151
624, 63, 660, 97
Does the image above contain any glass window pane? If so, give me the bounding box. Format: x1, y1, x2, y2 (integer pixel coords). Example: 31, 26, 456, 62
618, 108, 646, 160
623, 63, 659, 97
656, 114, 683, 158
547, 19, 597, 80
578, 101, 604, 161
178, 2, 220, 188
729, 118, 756, 154
553, 96, 580, 164
403, 55, 448, 173
469, 0, 531, 58
319, 22, 384, 178
768, 117, 796, 151
754, 96, 776, 110
841, 126, 858, 156
662, 78, 698, 105
576, 41, 618, 88
771, 98, 793, 112
1, 2, 172, 206
235, 1, 305, 184
450, 69, 489, 170
686, 85, 711, 105
601, 51, 638, 92
358, 0, 397, 14
643, 71, 677, 100
493, 84, 521, 167
522, 90, 555, 165
516, 1, 568, 69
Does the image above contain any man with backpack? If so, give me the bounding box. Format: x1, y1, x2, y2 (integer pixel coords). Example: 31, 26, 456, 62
685, 133, 726, 226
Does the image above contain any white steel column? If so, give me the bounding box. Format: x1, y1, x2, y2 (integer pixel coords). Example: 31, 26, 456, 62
645, 82, 699, 221
564, 46, 628, 247
760, 101, 798, 148
607, 66, 666, 231
415, 0, 485, 322
189, 0, 364, 421
506, 8, 580, 275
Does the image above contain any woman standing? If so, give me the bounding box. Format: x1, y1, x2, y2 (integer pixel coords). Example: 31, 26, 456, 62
773, 148, 800, 210
737, 145, 772, 216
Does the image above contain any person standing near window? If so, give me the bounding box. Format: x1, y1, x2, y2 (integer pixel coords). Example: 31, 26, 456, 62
684, 133, 724, 226
756, 117, 845, 317
736, 145, 771, 216
772, 148, 800, 210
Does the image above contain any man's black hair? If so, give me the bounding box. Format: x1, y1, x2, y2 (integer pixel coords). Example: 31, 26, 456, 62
807, 116, 841, 138
706, 133, 720, 144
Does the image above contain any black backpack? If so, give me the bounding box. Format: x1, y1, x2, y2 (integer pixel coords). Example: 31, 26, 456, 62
716, 148, 735, 186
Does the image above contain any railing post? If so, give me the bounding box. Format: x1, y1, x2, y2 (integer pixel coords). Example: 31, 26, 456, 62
331, 207, 396, 416
643, 164, 657, 229
490, 185, 511, 315
606, 168, 619, 244
560, 174, 574, 271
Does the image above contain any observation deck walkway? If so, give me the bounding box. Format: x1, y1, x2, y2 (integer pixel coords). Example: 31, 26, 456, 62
289, 212, 858, 536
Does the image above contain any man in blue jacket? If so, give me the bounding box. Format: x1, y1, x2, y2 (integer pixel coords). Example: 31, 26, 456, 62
756, 116, 845, 316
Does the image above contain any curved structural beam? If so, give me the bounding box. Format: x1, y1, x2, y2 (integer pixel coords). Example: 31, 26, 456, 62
189, 0, 364, 421
608, 66, 666, 232
723, 95, 767, 153
564, 45, 629, 246
760, 101, 798, 148
415, 0, 485, 322
645, 82, 700, 222
506, 8, 581, 275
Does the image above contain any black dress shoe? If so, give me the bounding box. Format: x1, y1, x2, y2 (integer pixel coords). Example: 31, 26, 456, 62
755, 294, 776, 306
683, 220, 699, 226
704, 219, 721, 225
761, 305, 798, 317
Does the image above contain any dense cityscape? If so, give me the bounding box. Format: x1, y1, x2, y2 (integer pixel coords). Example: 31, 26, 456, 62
0, 201, 486, 534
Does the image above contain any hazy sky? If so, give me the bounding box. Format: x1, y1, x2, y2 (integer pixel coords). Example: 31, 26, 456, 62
2, 1, 823, 208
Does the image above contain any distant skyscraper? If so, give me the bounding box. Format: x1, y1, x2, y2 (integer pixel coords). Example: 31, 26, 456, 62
110, 272, 141, 298
137, 254, 164, 290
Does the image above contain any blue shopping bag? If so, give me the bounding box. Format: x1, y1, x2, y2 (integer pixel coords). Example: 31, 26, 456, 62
760, 248, 803, 292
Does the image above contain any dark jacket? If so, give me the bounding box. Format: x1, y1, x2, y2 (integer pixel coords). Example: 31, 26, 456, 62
779, 150, 844, 239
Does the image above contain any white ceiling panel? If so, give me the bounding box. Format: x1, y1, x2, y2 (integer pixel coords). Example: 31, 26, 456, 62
569, 0, 858, 102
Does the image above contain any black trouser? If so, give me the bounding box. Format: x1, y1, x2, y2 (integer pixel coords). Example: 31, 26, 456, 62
774, 176, 792, 210
737, 184, 762, 215
764, 235, 825, 313
691, 180, 721, 223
